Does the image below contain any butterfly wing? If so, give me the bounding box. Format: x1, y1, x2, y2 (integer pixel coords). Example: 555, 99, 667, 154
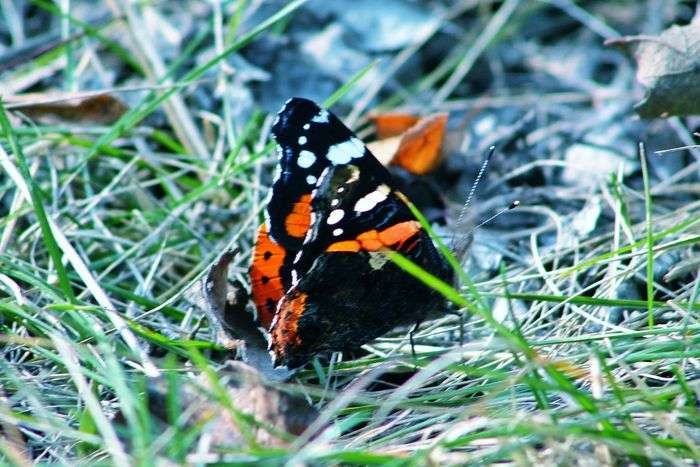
250, 98, 396, 328
252, 98, 452, 368
270, 163, 453, 368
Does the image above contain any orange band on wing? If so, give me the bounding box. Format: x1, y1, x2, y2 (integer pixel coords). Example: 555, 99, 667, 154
378, 220, 421, 245
325, 220, 421, 252
250, 224, 286, 328
270, 291, 306, 361
284, 194, 312, 238
326, 240, 361, 252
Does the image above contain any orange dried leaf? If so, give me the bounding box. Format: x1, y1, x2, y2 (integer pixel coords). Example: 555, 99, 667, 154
392, 112, 448, 175
370, 112, 420, 138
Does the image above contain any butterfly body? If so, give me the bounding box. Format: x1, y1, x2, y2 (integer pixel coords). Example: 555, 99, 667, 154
250, 98, 452, 368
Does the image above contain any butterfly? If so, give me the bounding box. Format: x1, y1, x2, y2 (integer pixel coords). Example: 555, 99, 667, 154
249, 98, 453, 368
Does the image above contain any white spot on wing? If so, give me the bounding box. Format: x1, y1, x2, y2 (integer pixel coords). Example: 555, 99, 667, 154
354, 184, 390, 213
333, 228, 343, 236
298, 136, 307, 145
297, 150, 316, 168
327, 209, 345, 225
264, 211, 272, 233
326, 138, 365, 165
291, 269, 299, 286
303, 123, 310, 130
350, 138, 364, 155
331, 199, 339, 207
294, 251, 303, 263
306, 174, 317, 185
312, 109, 329, 123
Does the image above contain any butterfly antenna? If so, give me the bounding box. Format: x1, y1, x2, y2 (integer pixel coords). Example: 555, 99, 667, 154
466, 200, 520, 237
454, 199, 520, 260
453, 146, 496, 246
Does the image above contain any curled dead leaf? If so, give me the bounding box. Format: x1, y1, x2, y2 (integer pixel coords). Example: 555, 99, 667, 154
202, 249, 292, 382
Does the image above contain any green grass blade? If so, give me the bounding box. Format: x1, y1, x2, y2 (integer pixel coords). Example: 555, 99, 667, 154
0, 101, 75, 302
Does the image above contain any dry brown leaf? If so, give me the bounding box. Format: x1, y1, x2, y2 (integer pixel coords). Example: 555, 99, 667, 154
201, 249, 250, 350
194, 362, 318, 448
606, 14, 700, 118
201, 250, 292, 382
369, 112, 420, 138
368, 112, 448, 175
146, 361, 318, 449
392, 113, 448, 175
5, 93, 129, 124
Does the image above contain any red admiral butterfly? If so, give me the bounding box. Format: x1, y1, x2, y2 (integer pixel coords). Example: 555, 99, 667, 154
250, 98, 453, 368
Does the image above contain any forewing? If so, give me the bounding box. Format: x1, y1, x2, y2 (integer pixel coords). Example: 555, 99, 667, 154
251, 98, 395, 327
